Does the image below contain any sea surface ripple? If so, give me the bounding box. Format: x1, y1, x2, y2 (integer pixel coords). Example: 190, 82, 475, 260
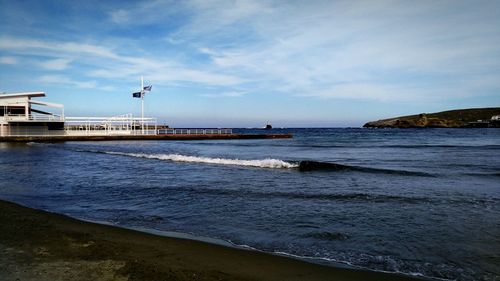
1, 128, 499, 281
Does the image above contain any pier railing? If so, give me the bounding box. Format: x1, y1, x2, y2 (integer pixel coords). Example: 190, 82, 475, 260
1, 127, 233, 137
4, 114, 64, 122
64, 115, 158, 136
1, 112, 234, 136
158, 128, 232, 135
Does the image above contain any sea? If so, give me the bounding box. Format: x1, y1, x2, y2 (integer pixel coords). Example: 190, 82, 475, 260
0, 128, 499, 281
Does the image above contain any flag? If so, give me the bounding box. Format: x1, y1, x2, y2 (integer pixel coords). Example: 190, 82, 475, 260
143, 85, 152, 91
132, 92, 142, 98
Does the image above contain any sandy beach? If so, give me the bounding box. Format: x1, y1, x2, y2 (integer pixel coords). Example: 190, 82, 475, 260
0, 199, 422, 281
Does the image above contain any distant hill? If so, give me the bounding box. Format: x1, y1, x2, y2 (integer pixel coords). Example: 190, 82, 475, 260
363, 108, 500, 128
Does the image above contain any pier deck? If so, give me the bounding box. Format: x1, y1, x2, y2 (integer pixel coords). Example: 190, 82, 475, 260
0, 134, 292, 142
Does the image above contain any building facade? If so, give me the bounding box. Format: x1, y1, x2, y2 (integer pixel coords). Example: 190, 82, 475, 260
0, 92, 65, 137
0, 92, 161, 137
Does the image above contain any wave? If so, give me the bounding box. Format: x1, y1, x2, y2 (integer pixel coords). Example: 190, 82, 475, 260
149, 186, 434, 204
298, 161, 432, 176
103, 151, 299, 169
463, 172, 500, 178
26, 142, 52, 146
189, 142, 500, 149
302, 231, 349, 241
75, 150, 432, 176
125, 180, 500, 205
377, 144, 500, 149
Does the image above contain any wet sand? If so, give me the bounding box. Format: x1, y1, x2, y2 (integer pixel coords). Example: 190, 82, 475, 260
0, 199, 422, 281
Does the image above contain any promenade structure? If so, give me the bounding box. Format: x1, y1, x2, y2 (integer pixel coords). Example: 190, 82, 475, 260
0, 92, 157, 137
1, 92, 64, 136
0, 92, 291, 142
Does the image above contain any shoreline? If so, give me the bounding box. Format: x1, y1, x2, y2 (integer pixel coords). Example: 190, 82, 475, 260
0, 199, 423, 281
93, 223, 358, 271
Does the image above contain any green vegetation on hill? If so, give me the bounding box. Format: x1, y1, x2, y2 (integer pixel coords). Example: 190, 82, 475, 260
363, 108, 500, 128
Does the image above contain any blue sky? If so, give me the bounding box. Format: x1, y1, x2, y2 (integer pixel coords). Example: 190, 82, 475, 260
1, 0, 499, 127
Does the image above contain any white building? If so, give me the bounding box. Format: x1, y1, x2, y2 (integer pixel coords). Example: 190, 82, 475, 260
0, 91, 235, 138
0, 92, 65, 137
0, 92, 157, 137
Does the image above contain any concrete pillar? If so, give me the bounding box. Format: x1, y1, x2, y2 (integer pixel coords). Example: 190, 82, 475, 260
25, 98, 29, 119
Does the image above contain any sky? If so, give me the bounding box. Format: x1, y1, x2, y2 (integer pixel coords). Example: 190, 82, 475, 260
1, 0, 499, 127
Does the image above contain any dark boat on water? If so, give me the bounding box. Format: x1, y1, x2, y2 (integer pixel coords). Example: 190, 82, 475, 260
265, 123, 272, 129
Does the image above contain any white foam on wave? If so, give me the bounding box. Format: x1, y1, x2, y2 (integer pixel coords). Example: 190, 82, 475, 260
26, 142, 51, 146
104, 151, 299, 169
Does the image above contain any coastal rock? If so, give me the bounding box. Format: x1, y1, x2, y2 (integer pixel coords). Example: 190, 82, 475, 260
363, 108, 500, 128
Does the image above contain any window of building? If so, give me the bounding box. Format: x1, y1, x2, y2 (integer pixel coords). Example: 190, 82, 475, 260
6, 106, 26, 115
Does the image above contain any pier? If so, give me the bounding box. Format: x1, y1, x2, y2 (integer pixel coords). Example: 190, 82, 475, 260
0, 133, 292, 142
1, 92, 292, 142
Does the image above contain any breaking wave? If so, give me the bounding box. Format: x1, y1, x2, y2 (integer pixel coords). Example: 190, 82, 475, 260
103, 151, 299, 169
77, 150, 432, 176
297, 161, 433, 176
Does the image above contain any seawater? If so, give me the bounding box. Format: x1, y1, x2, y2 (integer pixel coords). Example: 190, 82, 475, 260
1, 128, 499, 281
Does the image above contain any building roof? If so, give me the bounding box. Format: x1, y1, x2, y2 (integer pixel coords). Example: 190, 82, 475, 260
0, 92, 46, 99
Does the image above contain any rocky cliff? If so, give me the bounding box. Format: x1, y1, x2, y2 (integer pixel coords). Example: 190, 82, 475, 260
363, 108, 500, 128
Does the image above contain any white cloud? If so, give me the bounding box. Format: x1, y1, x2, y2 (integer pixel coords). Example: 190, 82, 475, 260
109, 9, 129, 24
3, 1, 500, 104
39, 58, 72, 70
201, 91, 247, 98
185, 0, 500, 101
38, 75, 98, 89
0, 37, 117, 59
100, 85, 117, 91
0, 56, 17, 65
88, 62, 243, 86
0, 36, 243, 87
107, 0, 184, 26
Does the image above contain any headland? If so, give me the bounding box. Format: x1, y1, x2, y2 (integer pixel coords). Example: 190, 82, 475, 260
363, 107, 500, 128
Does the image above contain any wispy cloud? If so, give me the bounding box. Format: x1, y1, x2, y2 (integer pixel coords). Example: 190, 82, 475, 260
0, 56, 17, 65
201, 91, 247, 98
39, 58, 72, 70
0, 37, 117, 58
106, 1, 500, 102
38, 75, 98, 89
107, 0, 186, 26
109, 9, 129, 24
0, 36, 243, 87
88, 62, 243, 86
4, 1, 499, 102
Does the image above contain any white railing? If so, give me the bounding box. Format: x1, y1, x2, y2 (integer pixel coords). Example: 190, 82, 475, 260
1, 112, 234, 137
2, 129, 160, 137
158, 128, 232, 135
1, 114, 159, 137
4, 114, 64, 122
2, 128, 232, 137
64, 114, 158, 136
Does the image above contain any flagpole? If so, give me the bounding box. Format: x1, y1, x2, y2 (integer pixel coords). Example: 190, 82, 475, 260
141, 76, 144, 135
